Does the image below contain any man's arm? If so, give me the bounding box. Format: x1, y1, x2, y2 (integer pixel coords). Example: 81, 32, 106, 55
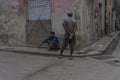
72, 23, 77, 35
43, 37, 50, 43
70, 23, 77, 37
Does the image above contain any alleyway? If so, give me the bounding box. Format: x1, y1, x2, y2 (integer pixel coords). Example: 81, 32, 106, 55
0, 38, 120, 80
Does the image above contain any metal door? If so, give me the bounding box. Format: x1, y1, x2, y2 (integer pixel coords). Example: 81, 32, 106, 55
26, 0, 51, 46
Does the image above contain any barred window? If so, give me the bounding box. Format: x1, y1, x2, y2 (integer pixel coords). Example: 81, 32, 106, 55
28, 0, 51, 20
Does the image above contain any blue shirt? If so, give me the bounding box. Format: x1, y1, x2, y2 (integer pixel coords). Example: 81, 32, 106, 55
43, 36, 58, 45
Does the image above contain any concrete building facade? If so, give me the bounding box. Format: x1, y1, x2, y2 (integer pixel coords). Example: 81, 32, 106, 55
0, 0, 116, 50
51, 0, 106, 49
105, 0, 116, 34
0, 0, 26, 46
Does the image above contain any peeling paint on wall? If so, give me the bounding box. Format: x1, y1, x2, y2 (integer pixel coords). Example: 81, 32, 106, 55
0, 0, 26, 46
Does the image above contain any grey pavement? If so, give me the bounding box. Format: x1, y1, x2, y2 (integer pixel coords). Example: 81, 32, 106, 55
0, 32, 120, 80
0, 32, 119, 58
0, 51, 61, 80
0, 50, 120, 80
112, 37, 120, 58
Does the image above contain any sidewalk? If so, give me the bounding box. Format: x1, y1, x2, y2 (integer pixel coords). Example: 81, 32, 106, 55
0, 32, 119, 57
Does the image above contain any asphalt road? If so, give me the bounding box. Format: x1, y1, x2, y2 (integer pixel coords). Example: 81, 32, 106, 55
0, 43, 120, 80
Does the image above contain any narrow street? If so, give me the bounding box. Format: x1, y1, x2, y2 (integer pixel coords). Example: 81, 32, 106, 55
0, 51, 61, 80
0, 39, 120, 80
0, 0, 119, 80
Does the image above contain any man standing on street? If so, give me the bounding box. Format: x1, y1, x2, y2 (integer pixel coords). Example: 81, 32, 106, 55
58, 12, 77, 60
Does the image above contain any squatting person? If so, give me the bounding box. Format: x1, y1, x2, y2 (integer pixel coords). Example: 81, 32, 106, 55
43, 32, 59, 51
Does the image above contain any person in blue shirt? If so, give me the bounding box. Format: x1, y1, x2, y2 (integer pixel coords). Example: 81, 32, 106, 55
43, 32, 59, 51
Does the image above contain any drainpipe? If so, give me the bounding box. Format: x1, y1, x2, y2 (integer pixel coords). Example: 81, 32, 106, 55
104, 0, 107, 34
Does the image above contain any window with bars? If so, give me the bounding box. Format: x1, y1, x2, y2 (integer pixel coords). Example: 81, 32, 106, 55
28, 0, 51, 20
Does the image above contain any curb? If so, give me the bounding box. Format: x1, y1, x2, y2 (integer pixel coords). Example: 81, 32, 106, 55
103, 32, 120, 54
0, 48, 102, 58
76, 32, 120, 56
0, 32, 119, 57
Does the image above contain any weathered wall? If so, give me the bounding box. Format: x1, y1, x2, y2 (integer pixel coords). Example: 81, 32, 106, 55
80, 0, 90, 48
0, 0, 114, 49
51, 0, 107, 49
0, 0, 26, 46
51, 0, 94, 49
51, 0, 85, 49
100, 0, 105, 36
105, 0, 115, 34
51, 0, 77, 36
92, 0, 105, 41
